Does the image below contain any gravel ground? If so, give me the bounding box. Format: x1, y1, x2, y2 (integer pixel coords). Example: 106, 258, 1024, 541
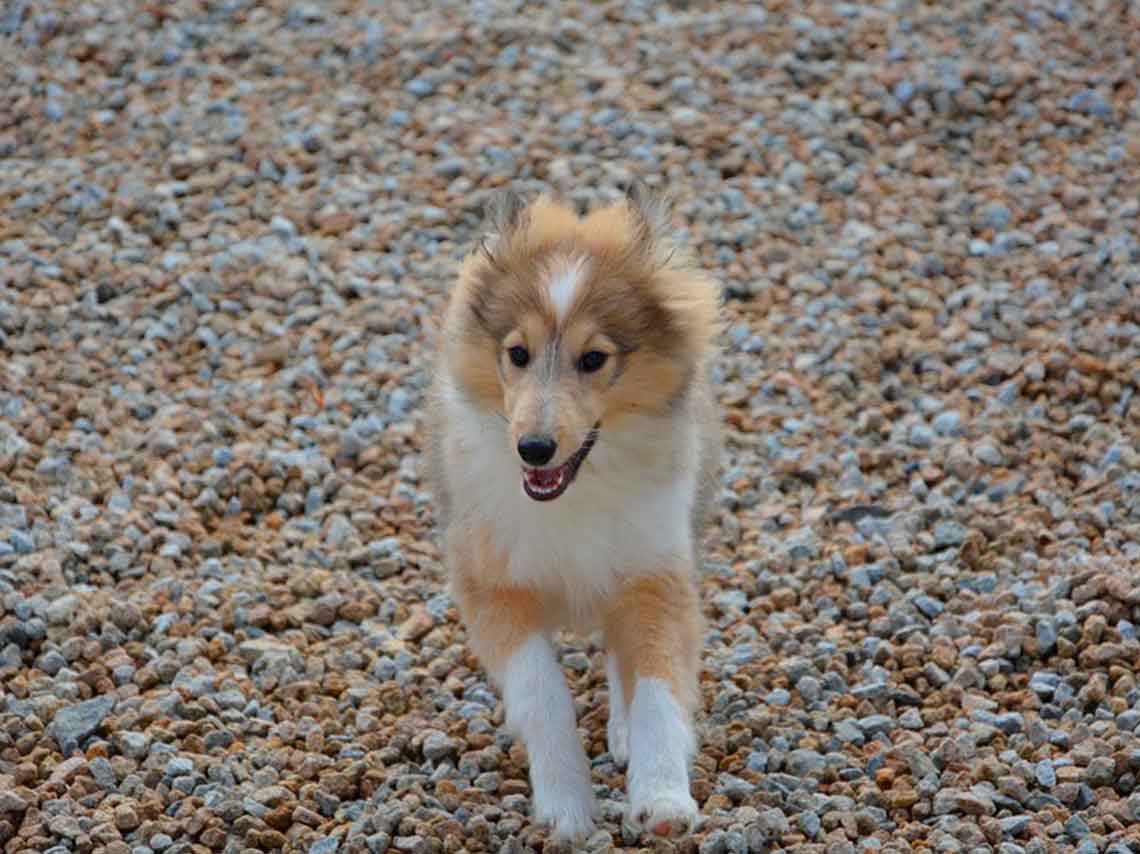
2, 1, 1139, 853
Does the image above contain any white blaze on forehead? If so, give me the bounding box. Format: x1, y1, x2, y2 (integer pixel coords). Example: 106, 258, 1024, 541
546, 256, 589, 321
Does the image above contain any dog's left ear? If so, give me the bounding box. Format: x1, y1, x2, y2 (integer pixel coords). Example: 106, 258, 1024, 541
623, 178, 674, 258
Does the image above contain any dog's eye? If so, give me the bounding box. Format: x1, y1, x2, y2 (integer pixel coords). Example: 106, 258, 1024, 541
508, 346, 530, 368
578, 351, 607, 373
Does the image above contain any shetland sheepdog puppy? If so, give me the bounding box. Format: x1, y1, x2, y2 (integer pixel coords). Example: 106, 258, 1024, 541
427, 182, 722, 842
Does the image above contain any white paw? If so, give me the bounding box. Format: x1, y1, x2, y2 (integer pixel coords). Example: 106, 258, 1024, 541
628, 788, 698, 838
607, 712, 629, 765
535, 788, 598, 842
626, 677, 699, 837
504, 635, 598, 843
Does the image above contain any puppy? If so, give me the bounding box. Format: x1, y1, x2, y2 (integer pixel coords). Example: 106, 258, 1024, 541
427, 183, 721, 842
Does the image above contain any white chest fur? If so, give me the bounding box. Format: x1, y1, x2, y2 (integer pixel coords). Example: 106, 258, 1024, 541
439, 384, 699, 612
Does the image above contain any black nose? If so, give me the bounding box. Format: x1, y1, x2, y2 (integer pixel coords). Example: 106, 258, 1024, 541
518, 435, 557, 466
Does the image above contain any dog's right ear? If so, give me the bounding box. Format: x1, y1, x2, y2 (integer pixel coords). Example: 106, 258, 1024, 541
623, 178, 671, 230
478, 189, 527, 268
482, 189, 527, 239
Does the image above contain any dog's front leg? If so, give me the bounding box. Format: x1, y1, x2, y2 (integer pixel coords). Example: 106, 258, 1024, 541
452, 576, 597, 842
605, 573, 702, 837
605, 650, 630, 765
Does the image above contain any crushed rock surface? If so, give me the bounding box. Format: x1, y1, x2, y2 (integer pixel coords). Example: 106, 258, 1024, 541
1, 2, 1139, 853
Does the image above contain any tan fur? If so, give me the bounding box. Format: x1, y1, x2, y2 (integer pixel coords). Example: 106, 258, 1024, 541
603, 575, 703, 714
452, 577, 546, 678
446, 523, 544, 675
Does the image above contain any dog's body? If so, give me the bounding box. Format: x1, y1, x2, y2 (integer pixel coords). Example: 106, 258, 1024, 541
427, 185, 721, 841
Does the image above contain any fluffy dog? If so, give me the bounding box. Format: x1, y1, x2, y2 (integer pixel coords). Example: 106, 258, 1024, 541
427, 182, 721, 841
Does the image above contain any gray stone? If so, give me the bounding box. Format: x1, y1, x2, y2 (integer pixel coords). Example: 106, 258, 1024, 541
405, 78, 436, 97
717, 774, 755, 800
974, 442, 1004, 466
785, 749, 827, 776
1117, 710, 1140, 732
698, 830, 730, 854
0, 502, 27, 528
45, 594, 80, 625
37, 649, 66, 675
858, 714, 895, 736
756, 806, 790, 835
933, 521, 969, 547
325, 514, 357, 548
900, 709, 924, 729
908, 424, 934, 448
9, 530, 36, 554
933, 788, 995, 816
852, 681, 889, 700
834, 719, 865, 745
422, 730, 458, 762
781, 656, 814, 683
981, 201, 1012, 231
89, 756, 117, 789
797, 676, 822, 703
165, 756, 194, 778
914, 594, 944, 618
1000, 816, 1031, 836
51, 695, 116, 754
933, 410, 962, 435
116, 731, 151, 759
1064, 815, 1090, 839
923, 663, 951, 687
0, 790, 30, 813
900, 745, 938, 780
366, 835, 392, 854
473, 771, 501, 792
766, 688, 791, 706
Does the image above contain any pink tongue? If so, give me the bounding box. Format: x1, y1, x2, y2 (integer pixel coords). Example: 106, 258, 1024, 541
528, 468, 561, 488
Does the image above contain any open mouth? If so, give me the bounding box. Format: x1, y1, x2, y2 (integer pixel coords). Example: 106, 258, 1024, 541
521, 426, 599, 502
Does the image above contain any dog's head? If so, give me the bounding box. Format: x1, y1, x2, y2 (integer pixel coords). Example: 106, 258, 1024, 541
443, 182, 720, 502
